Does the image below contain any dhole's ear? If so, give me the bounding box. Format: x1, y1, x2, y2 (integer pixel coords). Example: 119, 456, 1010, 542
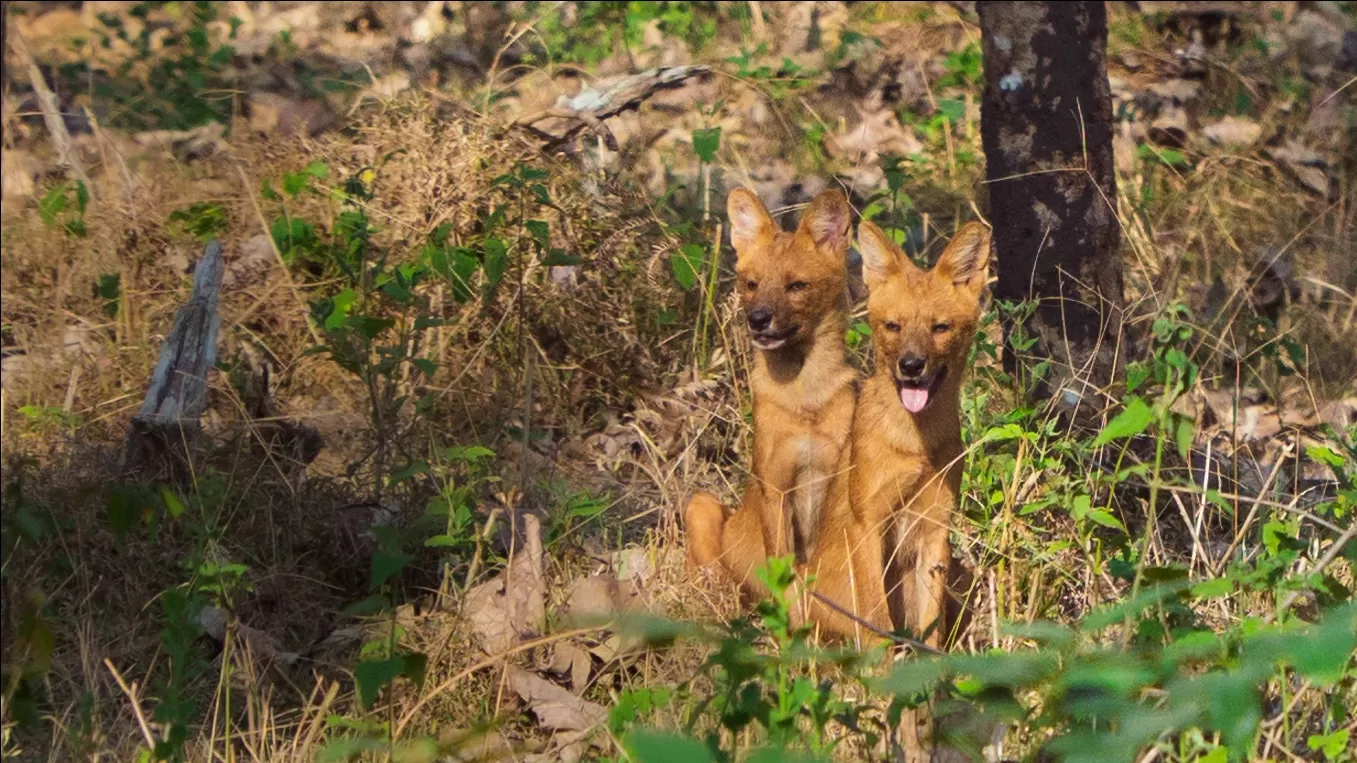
856, 220, 903, 291
936, 221, 992, 292
798, 189, 851, 253
727, 188, 774, 254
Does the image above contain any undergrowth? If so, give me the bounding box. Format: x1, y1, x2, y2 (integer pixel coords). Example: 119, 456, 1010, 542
2, 2, 1354, 763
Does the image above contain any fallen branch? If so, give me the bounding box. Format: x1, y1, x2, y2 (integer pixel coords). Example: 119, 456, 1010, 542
516, 65, 711, 151
9, 27, 94, 195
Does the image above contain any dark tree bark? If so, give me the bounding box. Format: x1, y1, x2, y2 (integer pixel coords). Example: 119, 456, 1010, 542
978, 1, 1126, 419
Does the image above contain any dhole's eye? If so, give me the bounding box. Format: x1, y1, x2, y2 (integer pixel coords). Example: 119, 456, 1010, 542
932, 322, 952, 334
744, 279, 758, 291
883, 321, 901, 333
786, 280, 810, 293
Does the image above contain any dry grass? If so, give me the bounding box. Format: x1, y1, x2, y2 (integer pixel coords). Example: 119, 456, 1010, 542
2, 2, 1355, 762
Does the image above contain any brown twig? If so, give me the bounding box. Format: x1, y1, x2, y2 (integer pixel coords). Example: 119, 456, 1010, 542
104, 659, 158, 752
9, 27, 93, 194
393, 626, 597, 740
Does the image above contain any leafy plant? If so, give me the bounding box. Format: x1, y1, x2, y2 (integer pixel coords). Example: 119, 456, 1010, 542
167, 202, 227, 243
87, 1, 241, 131
38, 180, 89, 237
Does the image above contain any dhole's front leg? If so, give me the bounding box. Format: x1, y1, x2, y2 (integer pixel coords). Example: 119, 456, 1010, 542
800, 516, 891, 646
755, 454, 799, 564
913, 524, 951, 650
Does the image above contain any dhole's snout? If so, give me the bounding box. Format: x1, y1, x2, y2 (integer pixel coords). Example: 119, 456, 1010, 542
893, 353, 946, 414
746, 305, 798, 350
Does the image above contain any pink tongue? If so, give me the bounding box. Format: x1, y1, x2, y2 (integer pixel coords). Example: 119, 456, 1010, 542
899, 386, 930, 413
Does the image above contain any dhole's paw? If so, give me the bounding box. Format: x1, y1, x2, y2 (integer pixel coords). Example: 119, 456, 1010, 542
683, 492, 726, 571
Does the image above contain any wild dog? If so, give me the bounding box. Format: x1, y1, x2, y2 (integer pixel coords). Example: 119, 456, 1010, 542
685, 187, 856, 596
805, 220, 991, 648
801, 219, 990, 763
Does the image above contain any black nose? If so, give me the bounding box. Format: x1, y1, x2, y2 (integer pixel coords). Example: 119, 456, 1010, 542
748, 308, 772, 331
898, 356, 926, 378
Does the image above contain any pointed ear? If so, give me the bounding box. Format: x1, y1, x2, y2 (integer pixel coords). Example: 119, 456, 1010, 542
727, 188, 775, 254
798, 189, 851, 253
855, 220, 903, 292
936, 221, 991, 292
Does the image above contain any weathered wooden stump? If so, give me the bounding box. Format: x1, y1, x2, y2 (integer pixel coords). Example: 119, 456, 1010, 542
119, 240, 224, 476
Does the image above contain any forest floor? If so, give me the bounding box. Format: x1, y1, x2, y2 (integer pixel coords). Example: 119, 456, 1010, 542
1, 2, 1355, 762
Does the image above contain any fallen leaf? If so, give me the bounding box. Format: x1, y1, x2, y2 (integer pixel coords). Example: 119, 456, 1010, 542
506, 665, 606, 732
1203, 116, 1262, 148
523, 730, 593, 763
546, 642, 593, 694
613, 546, 653, 586
464, 514, 545, 655
1268, 140, 1331, 196
566, 575, 622, 624
1145, 79, 1201, 104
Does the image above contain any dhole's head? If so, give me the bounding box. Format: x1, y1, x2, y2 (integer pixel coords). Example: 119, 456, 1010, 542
727, 188, 852, 351
857, 220, 991, 414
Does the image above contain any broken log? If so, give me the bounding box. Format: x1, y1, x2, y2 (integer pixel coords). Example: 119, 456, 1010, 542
119, 240, 224, 474
516, 65, 712, 151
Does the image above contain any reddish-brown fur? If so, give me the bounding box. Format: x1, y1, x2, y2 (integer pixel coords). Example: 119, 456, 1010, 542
684, 188, 856, 596
803, 220, 991, 648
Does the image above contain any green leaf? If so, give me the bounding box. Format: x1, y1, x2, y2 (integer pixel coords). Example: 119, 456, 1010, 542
401, 651, 427, 690
525, 219, 550, 249
625, 729, 717, 763
282, 170, 310, 197
159, 487, 186, 520
950, 650, 1060, 688
1126, 361, 1151, 393
74, 180, 89, 214
1306, 445, 1344, 469
670, 243, 705, 290
1191, 578, 1233, 599
424, 534, 463, 548
346, 315, 395, 340
325, 289, 357, 330
369, 551, 410, 591
875, 657, 949, 697
410, 357, 436, 377
937, 98, 965, 124
1071, 494, 1092, 521
1001, 620, 1075, 648
1087, 509, 1128, 534
354, 657, 405, 709
1283, 602, 1357, 684
305, 160, 329, 179
38, 183, 69, 227
445, 445, 495, 462
1175, 415, 1195, 461
1197, 746, 1229, 763
542, 249, 580, 266
341, 594, 387, 617
691, 127, 721, 163
388, 461, 429, 483
1308, 730, 1350, 761
483, 238, 508, 288
1093, 397, 1154, 446
95, 273, 122, 317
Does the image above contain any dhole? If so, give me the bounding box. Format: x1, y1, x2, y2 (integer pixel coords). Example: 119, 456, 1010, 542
685, 187, 856, 595
804, 219, 991, 649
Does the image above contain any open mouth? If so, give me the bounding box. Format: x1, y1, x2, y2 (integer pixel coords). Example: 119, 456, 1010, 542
751, 325, 798, 350
894, 367, 946, 413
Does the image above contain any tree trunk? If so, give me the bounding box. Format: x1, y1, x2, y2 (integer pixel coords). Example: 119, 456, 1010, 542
978, 1, 1126, 419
